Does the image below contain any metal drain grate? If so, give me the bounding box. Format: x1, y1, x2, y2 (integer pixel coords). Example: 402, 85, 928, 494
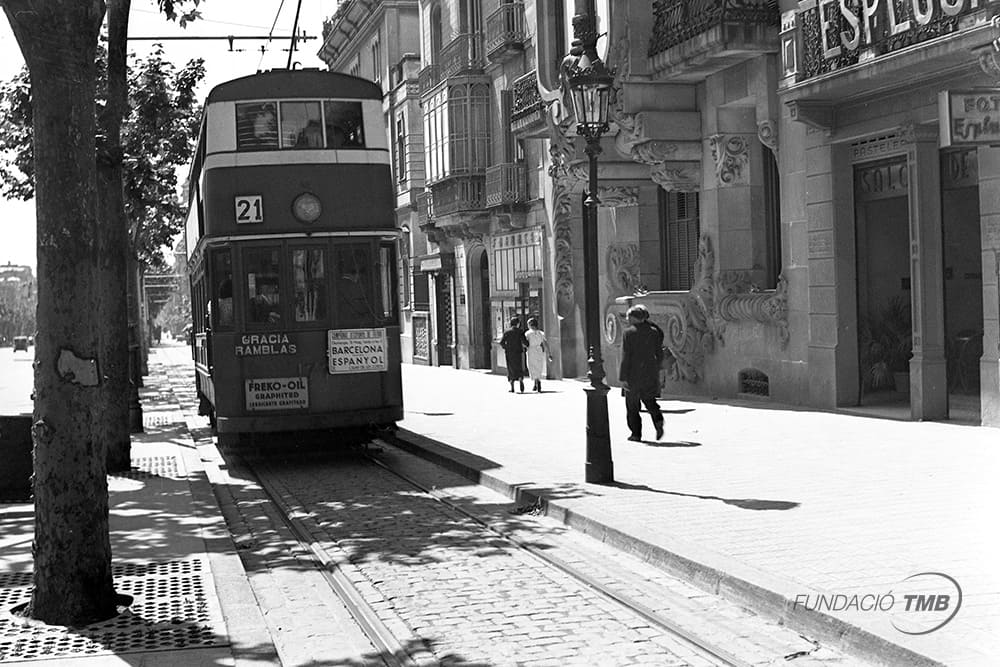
0, 557, 227, 660
738, 368, 770, 397
110, 456, 182, 481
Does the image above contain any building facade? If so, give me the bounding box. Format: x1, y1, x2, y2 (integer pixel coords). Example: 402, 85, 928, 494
320, 0, 1000, 427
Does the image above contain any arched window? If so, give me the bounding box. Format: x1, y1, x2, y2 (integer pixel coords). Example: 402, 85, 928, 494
430, 5, 444, 63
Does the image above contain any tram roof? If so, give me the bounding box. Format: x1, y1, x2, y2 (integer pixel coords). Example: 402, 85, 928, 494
206, 68, 382, 103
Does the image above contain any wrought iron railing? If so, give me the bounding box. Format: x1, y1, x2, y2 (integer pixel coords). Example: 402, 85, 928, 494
440, 32, 485, 79
649, 0, 779, 57
429, 176, 486, 217
485, 163, 526, 207
418, 64, 441, 94
485, 2, 526, 59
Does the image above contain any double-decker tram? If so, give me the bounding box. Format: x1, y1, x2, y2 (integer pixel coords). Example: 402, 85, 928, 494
184, 69, 402, 447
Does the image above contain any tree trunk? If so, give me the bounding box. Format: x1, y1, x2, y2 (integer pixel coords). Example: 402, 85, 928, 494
98, 0, 132, 472
2, 0, 117, 625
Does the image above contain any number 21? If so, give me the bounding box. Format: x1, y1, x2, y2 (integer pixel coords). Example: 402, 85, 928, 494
235, 195, 263, 223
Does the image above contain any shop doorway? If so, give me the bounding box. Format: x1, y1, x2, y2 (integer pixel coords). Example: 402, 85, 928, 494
434, 273, 453, 366
469, 248, 492, 368
854, 158, 912, 409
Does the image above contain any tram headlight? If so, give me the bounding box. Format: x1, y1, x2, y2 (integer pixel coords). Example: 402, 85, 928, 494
292, 192, 322, 223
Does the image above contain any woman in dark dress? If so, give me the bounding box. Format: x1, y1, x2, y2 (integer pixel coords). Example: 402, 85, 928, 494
499, 317, 529, 393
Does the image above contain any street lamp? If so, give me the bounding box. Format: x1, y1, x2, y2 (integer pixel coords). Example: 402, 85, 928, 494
564, 0, 615, 483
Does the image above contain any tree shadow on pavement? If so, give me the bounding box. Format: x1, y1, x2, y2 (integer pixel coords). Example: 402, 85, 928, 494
607, 480, 800, 511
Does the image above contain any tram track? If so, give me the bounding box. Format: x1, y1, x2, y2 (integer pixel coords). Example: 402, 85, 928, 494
362, 439, 753, 667
223, 436, 805, 667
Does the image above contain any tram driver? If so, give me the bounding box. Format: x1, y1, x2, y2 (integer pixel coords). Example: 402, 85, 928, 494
250, 280, 281, 324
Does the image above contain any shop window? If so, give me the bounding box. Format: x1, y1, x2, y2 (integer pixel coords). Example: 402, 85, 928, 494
291, 247, 326, 322
245, 247, 283, 325
235, 102, 278, 150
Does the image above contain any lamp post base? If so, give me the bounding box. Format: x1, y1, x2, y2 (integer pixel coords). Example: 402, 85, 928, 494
584, 384, 613, 483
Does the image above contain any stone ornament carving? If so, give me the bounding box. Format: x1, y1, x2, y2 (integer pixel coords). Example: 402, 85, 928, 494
714, 273, 790, 349
757, 120, 778, 155
650, 163, 700, 192
546, 105, 578, 312
606, 243, 642, 295
653, 235, 717, 384
623, 235, 791, 384
598, 186, 639, 208
709, 134, 750, 186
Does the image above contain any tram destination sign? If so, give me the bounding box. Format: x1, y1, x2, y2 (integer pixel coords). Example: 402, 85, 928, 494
939, 89, 1000, 147
245, 377, 308, 411
328, 328, 388, 374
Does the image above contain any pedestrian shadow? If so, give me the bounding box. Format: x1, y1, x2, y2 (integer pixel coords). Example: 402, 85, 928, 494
607, 480, 799, 511
632, 439, 701, 447
657, 408, 696, 415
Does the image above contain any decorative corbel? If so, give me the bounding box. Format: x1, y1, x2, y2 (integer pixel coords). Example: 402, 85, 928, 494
786, 99, 834, 135
976, 15, 1000, 81
709, 134, 751, 187
757, 119, 779, 156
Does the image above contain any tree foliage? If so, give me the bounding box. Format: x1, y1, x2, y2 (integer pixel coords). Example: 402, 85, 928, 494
0, 46, 205, 271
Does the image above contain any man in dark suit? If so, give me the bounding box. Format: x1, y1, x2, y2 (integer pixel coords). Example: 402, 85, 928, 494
618, 304, 665, 441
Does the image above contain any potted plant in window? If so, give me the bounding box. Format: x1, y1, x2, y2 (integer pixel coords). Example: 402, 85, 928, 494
859, 296, 912, 394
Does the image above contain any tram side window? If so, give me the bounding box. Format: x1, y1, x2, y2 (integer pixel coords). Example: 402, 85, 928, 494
236, 102, 278, 150
378, 242, 398, 324
334, 244, 375, 328
280, 101, 323, 149
246, 247, 283, 325
324, 101, 365, 148
292, 247, 327, 322
211, 249, 234, 329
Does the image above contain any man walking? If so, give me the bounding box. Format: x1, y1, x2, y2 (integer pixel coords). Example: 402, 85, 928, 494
618, 304, 665, 441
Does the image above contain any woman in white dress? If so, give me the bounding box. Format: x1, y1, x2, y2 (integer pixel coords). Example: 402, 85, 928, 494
524, 317, 549, 392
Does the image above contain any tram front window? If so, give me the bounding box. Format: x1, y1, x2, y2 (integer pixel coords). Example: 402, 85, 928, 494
292, 247, 326, 322
280, 101, 323, 149
334, 244, 374, 328
246, 247, 282, 325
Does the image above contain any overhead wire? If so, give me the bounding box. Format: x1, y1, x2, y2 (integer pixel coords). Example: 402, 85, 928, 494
259, 0, 288, 71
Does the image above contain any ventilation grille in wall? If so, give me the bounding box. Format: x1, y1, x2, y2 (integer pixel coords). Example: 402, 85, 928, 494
738, 369, 770, 398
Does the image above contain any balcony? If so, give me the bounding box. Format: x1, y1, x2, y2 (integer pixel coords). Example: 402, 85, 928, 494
440, 32, 485, 80
485, 163, 526, 207
485, 2, 526, 63
418, 64, 441, 95
510, 71, 546, 135
648, 0, 779, 80
428, 176, 485, 218
416, 190, 432, 225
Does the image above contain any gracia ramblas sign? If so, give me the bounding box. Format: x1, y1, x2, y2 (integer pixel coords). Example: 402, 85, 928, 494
940, 89, 1000, 147
794, 572, 962, 635
235, 333, 297, 356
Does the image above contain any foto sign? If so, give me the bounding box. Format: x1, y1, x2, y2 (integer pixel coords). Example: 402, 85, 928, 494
245, 377, 308, 411
328, 328, 388, 374
939, 89, 1000, 148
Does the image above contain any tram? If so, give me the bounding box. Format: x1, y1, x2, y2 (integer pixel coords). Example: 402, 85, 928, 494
184, 69, 402, 446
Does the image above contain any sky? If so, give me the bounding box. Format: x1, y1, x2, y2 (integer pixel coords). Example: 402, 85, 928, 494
0, 0, 340, 272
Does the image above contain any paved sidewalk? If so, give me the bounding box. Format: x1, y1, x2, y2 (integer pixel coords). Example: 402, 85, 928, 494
0, 346, 277, 666
396, 364, 1000, 667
